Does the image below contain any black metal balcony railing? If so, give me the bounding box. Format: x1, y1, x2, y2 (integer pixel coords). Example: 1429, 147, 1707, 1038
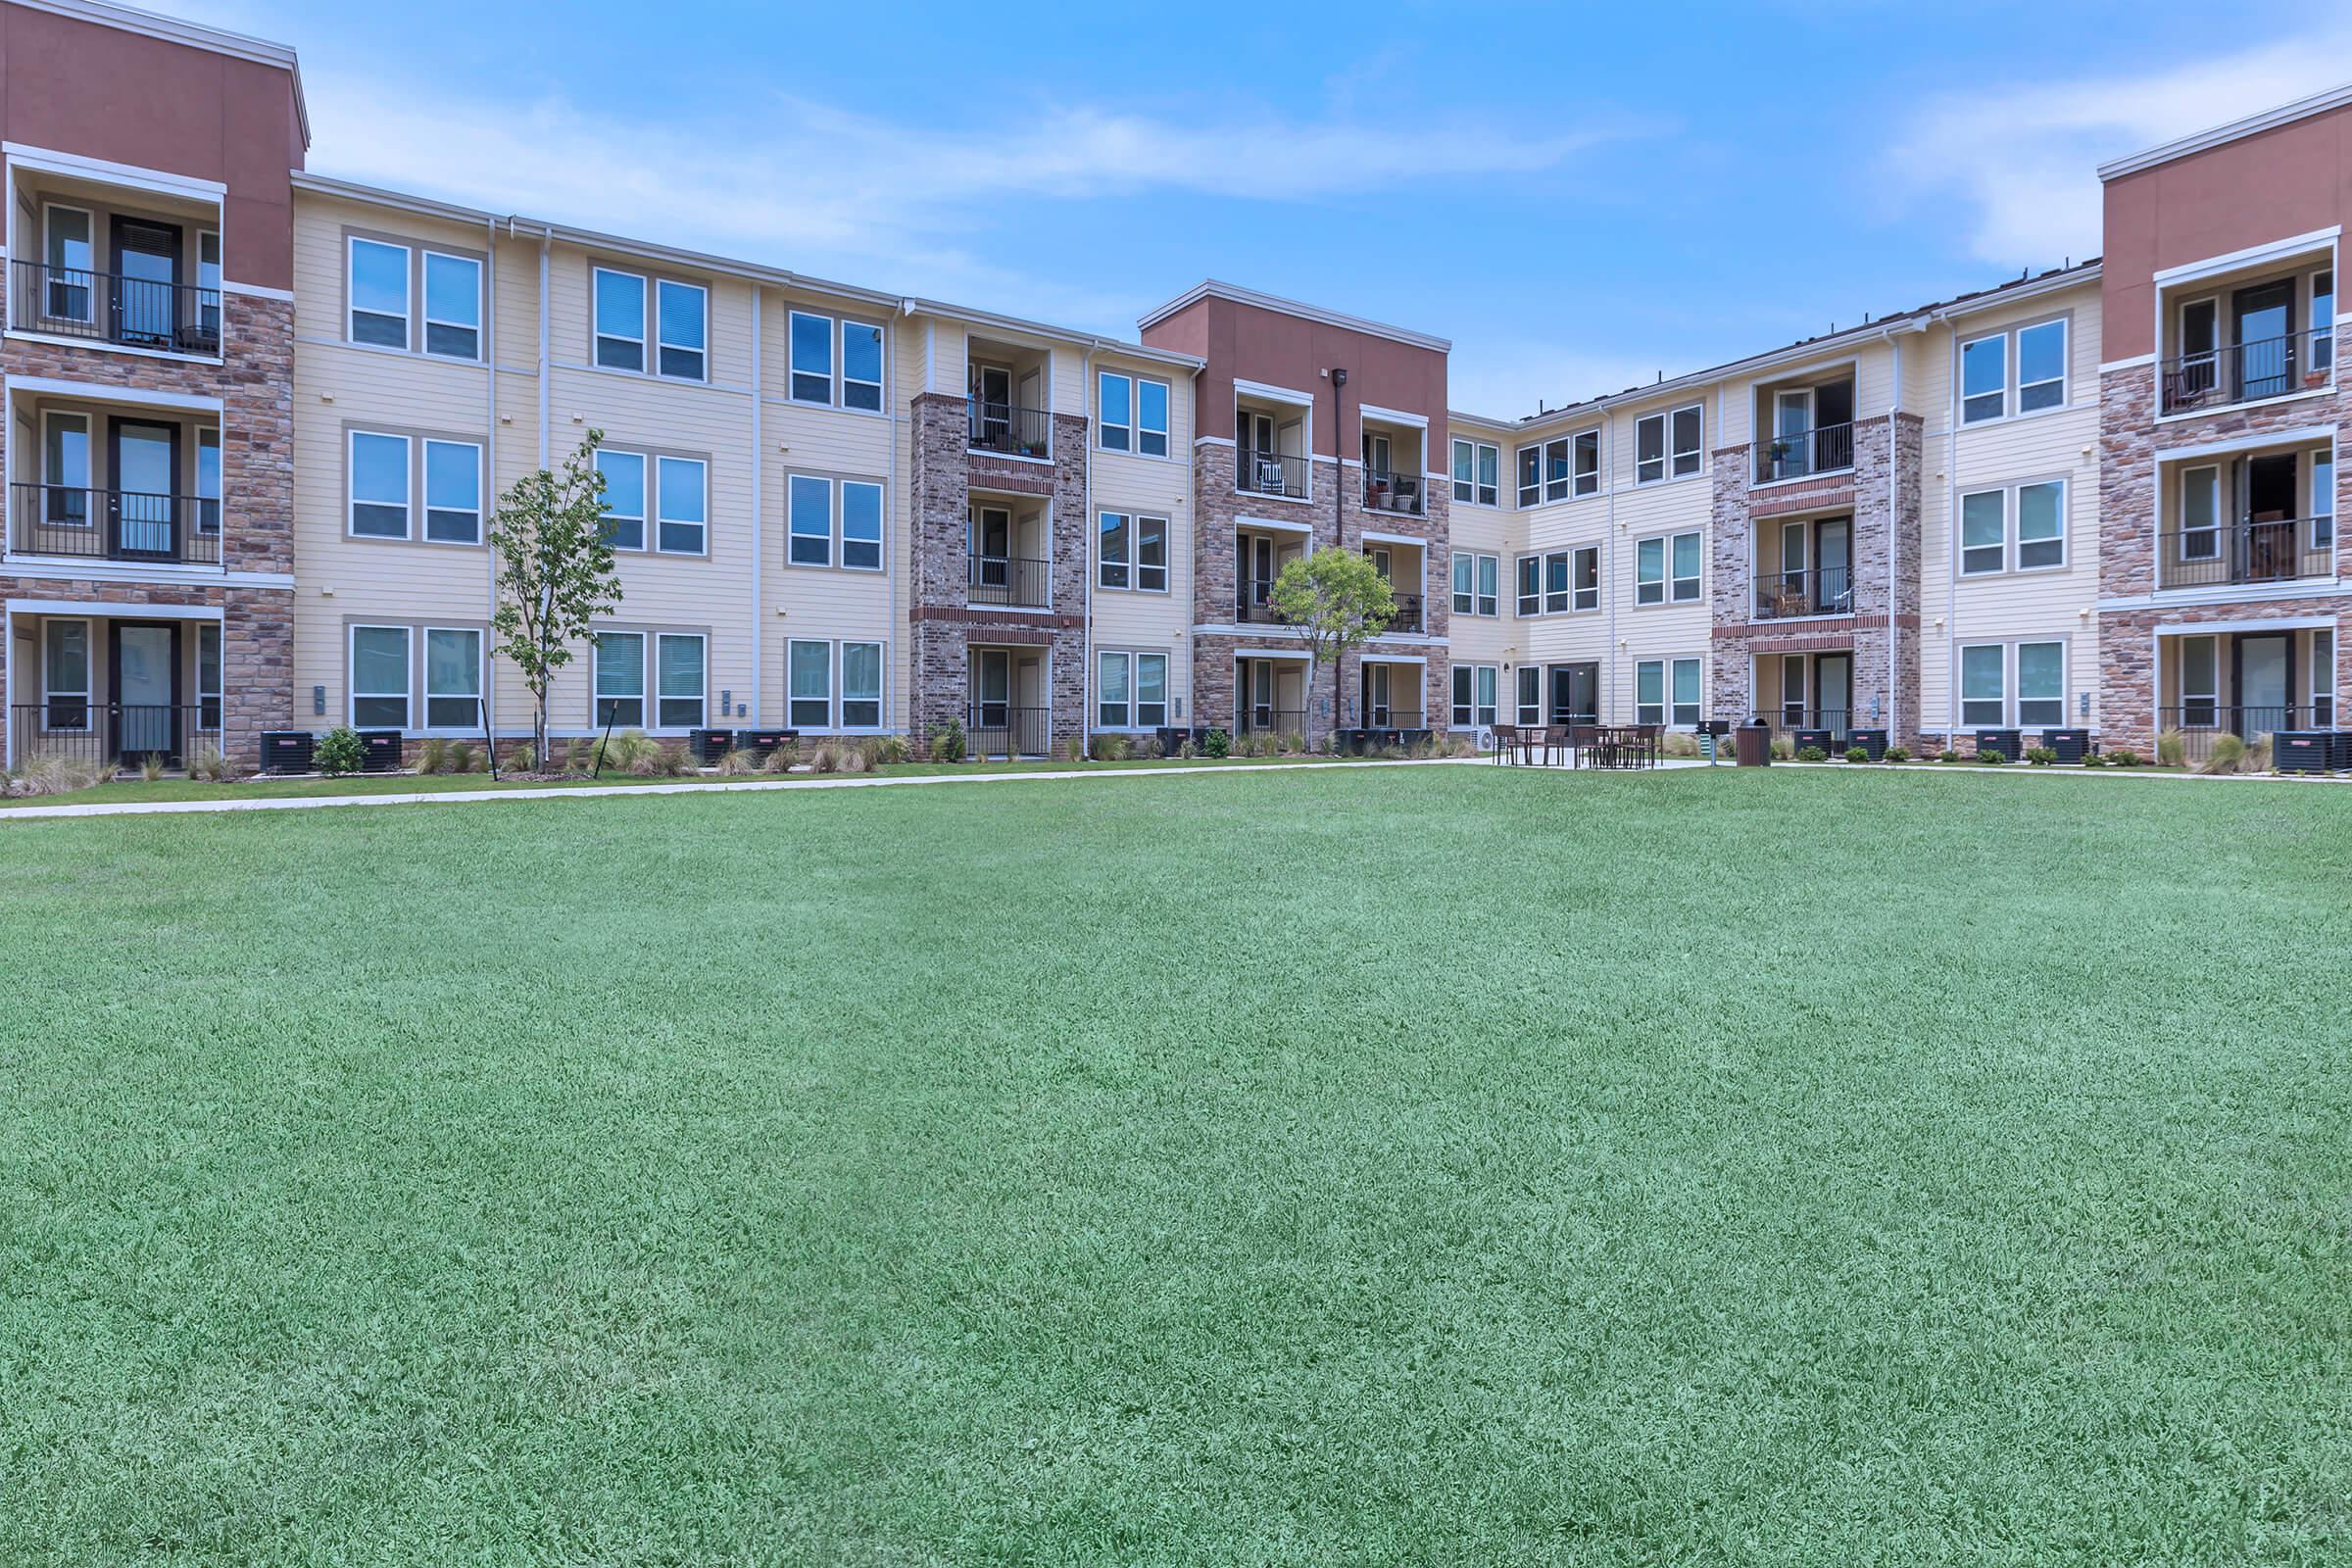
2159, 705, 2310, 763
10, 702, 220, 769
1361, 469, 1424, 515
967, 400, 1052, 459
10, 259, 221, 354
1238, 707, 1307, 736
968, 554, 1050, 608
1348, 707, 1427, 729
1749, 565, 1854, 620
1383, 593, 1424, 634
1754, 422, 1855, 484
2158, 518, 2334, 590
10, 482, 221, 564
2160, 327, 2334, 415
1237, 448, 1310, 501
1753, 709, 1856, 743
1236, 574, 1286, 623
964, 704, 1050, 759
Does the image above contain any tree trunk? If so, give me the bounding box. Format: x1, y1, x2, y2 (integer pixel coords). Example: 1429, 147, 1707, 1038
534, 689, 550, 773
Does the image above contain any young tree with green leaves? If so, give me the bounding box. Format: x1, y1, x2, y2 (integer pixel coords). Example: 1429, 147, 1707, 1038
488, 430, 622, 770
1268, 546, 1396, 742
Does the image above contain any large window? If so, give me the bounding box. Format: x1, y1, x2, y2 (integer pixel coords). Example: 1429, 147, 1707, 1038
1636, 531, 1701, 605
1520, 433, 1597, 505
1963, 318, 2067, 424
1961, 332, 2006, 423
788, 473, 831, 565
841, 641, 884, 728
1959, 489, 2006, 575
2179, 465, 2221, 561
349, 431, 411, 539
842, 481, 883, 570
842, 320, 884, 411
1960, 480, 2065, 575
1671, 657, 1701, 726
594, 632, 645, 727
657, 457, 708, 554
592, 450, 704, 555
350, 432, 481, 544
790, 312, 885, 408
1099, 371, 1171, 456
789, 311, 832, 403
1450, 663, 1499, 728
199, 623, 221, 729
2017, 481, 2065, 569
424, 440, 481, 544
1452, 552, 1498, 616
43, 206, 94, 324
1097, 513, 1167, 592
350, 625, 411, 728
1516, 445, 1543, 508
788, 639, 831, 727
1515, 665, 1542, 725
1452, 439, 1498, 506
656, 632, 706, 728
198, 428, 221, 536
780, 638, 885, 730
2312, 450, 2335, 551
424, 627, 482, 728
1635, 660, 1703, 726
597, 450, 646, 551
1516, 554, 1542, 616
43, 619, 89, 730
2017, 320, 2067, 413
2017, 641, 2064, 726
1572, 430, 1599, 498
422, 251, 482, 360
594, 268, 705, 380
1635, 405, 1702, 484
1097, 651, 1169, 729
1958, 644, 2005, 726
348, 237, 480, 358
783, 475, 884, 569
348, 237, 409, 348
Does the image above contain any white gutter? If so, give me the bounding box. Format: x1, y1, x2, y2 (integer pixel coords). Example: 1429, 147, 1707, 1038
1081, 347, 1094, 758
749, 286, 763, 727
484, 215, 500, 740
1602, 407, 1617, 721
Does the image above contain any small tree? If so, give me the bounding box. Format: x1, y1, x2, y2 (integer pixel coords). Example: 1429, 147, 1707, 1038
1269, 547, 1395, 737
489, 431, 622, 770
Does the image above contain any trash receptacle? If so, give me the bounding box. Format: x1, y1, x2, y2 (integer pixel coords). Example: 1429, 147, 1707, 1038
1735, 722, 1771, 767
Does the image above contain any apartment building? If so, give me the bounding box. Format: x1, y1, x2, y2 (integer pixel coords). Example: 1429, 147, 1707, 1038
0, 0, 2342, 770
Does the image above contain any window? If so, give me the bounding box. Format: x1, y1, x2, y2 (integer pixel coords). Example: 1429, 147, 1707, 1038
1099, 372, 1130, 451
1137, 515, 1168, 592
424, 440, 481, 544
1959, 489, 2005, 575
597, 450, 646, 551
424, 627, 481, 728
198, 231, 221, 340
788, 639, 831, 727
422, 251, 481, 360
842, 320, 884, 411
1673, 531, 1702, 602
1516, 446, 1543, 508
1099, 512, 1129, 589
1546, 437, 1575, 502
2017, 641, 2064, 727
348, 236, 409, 348
1136, 653, 1168, 727
44, 205, 94, 323
656, 632, 706, 728
593, 268, 646, 371
789, 311, 833, 403
2312, 451, 2335, 551
1568, 546, 1599, 611
1671, 657, 1701, 726
1452, 438, 1498, 505
43, 412, 91, 527
788, 473, 831, 566
1635, 415, 1667, 485
2314, 270, 2336, 373
1097, 650, 1130, 728
2017, 319, 2066, 413
1516, 555, 1541, 616
656, 279, 707, 380
2180, 466, 2221, 561
1959, 644, 2004, 726
43, 620, 89, 729
1636, 660, 1666, 725
197, 428, 221, 536
1545, 551, 1570, 612
842, 641, 885, 728
2181, 635, 2219, 726
1572, 430, 1599, 497
2017, 480, 2065, 569
1961, 332, 2006, 423
1639, 533, 1698, 605
2313, 628, 2336, 726
199, 623, 221, 729
1476, 554, 1497, 615
593, 631, 644, 727
1451, 552, 1479, 615
1636, 537, 1667, 605
1452, 664, 1475, 727
1671, 405, 1703, 478
1516, 665, 1541, 725
1450, 664, 1499, 728
351, 625, 411, 728
349, 431, 411, 538
842, 481, 883, 570
657, 456, 707, 554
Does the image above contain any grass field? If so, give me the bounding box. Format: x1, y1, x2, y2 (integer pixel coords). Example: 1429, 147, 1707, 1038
2, 766, 2347, 1565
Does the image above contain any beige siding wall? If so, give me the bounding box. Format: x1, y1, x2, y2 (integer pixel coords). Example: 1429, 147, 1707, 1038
1092, 350, 1196, 716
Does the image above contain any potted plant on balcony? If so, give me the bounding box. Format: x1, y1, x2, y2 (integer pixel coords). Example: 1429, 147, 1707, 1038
1370, 474, 1392, 510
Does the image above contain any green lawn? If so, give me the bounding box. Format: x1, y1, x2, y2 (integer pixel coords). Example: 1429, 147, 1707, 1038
1, 767, 2347, 1565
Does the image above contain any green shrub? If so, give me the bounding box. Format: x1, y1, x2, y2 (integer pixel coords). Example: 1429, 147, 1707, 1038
1938, 749, 1963, 763
1770, 737, 1794, 760
416, 736, 450, 774
1882, 745, 1910, 764
2156, 729, 2187, 768
2241, 737, 2273, 774
2082, 752, 2105, 767
1663, 731, 1701, 759
929, 718, 966, 763
838, 745, 870, 775
1090, 733, 1133, 761
1977, 749, 2007, 765
2024, 746, 2057, 765
8, 754, 113, 796
448, 742, 478, 775
188, 743, 236, 782
870, 734, 908, 765
717, 747, 761, 776
2107, 748, 2140, 768
315, 725, 366, 777
1844, 746, 1869, 763
1794, 745, 1828, 763
2199, 733, 2245, 774
1176, 739, 1198, 760
1201, 727, 1231, 760
759, 741, 800, 774
507, 744, 537, 775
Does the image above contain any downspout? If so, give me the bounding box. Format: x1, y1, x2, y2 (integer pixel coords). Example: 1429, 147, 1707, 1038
1082, 347, 1095, 758
1886, 328, 1903, 744
536, 231, 551, 468
1603, 408, 1617, 721
484, 216, 499, 742
749, 286, 763, 728
1331, 365, 1348, 730
1939, 309, 1960, 743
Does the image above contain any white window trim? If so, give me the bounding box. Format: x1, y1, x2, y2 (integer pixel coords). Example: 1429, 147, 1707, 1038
1452, 437, 1500, 507
1098, 369, 1135, 454
1959, 330, 2007, 424
1094, 648, 1172, 732
2014, 639, 2069, 728
1956, 640, 2007, 728
40, 201, 98, 325
419, 248, 483, 363
1962, 315, 2072, 428
347, 234, 411, 349
349, 622, 412, 730
1571, 430, 1599, 499
2016, 318, 2069, 415
1669, 403, 1704, 479
1954, 639, 2068, 729
421, 437, 483, 546
840, 318, 886, 412
840, 478, 885, 572
596, 448, 649, 554
654, 454, 709, 557
1957, 477, 2069, 577
591, 266, 648, 375
41, 617, 91, 731
1670, 656, 1704, 727
348, 429, 413, 541
420, 625, 485, 734
838, 638, 888, 732
1635, 659, 1669, 725
654, 278, 710, 383
1636, 532, 1699, 606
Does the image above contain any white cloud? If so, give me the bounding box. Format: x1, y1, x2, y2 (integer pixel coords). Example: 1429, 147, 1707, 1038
1885, 31, 2352, 268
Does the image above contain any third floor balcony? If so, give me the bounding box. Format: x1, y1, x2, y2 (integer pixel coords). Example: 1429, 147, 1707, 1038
2157, 259, 2333, 416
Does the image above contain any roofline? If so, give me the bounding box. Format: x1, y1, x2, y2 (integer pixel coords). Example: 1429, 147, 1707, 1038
1138, 278, 1450, 354
1460, 261, 2102, 431
2099, 81, 2352, 181
15, 0, 309, 147
290, 172, 1203, 368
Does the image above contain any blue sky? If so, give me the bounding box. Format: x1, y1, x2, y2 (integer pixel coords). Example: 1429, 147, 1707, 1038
158, 0, 2352, 415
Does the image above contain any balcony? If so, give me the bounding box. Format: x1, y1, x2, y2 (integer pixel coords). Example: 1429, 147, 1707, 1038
1383, 593, 1425, 634
1238, 705, 1306, 736
10, 259, 220, 356
2158, 517, 2333, 590
2159, 705, 2317, 764
967, 399, 1052, 461
2160, 327, 2333, 415
1360, 468, 1425, 515
969, 554, 1050, 609
1236, 575, 1285, 624
965, 703, 1051, 760
10, 702, 220, 768
10, 482, 220, 564
1749, 565, 1853, 620
1237, 448, 1309, 502
1753, 422, 1854, 485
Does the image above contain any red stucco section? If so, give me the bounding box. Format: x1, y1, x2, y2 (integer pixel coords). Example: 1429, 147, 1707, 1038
2101, 106, 2352, 360
1144, 293, 1449, 460
0, 1, 303, 290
